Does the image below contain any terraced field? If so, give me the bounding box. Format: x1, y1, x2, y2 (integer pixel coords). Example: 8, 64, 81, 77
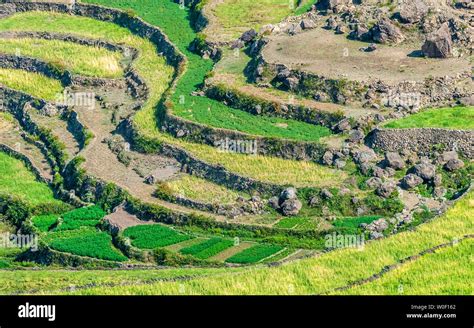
0, 0, 471, 297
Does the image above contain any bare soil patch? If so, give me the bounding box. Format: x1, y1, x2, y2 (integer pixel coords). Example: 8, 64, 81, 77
263, 27, 471, 85
103, 205, 152, 231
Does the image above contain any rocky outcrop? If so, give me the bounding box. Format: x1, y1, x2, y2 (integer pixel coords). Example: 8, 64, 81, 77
422, 23, 453, 58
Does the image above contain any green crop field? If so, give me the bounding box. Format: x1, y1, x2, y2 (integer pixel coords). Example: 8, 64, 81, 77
44, 228, 128, 262
225, 244, 284, 264
31, 214, 59, 232
123, 224, 192, 249
180, 238, 235, 259
384, 106, 474, 130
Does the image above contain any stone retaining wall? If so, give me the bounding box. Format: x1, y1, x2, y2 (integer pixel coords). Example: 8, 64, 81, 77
366, 128, 474, 159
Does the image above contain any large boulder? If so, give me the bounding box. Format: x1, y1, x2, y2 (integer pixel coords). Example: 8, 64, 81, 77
437, 150, 458, 164
385, 152, 405, 170
371, 18, 405, 44
397, 0, 429, 24
444, 159, 465, 172
422, 23, 453, 58
280, 199, 302, 216
353, 149, 377, 164
279, 187, 297, 205
414, 162, 436, 181
300, 19, 316, 30
401, 173, 423, 190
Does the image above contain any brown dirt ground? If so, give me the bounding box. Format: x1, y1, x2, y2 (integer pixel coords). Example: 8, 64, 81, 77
263, 26, 472, 85
103, 205, 153, 231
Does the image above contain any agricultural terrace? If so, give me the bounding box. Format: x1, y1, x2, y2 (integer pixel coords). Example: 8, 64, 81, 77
204, 0, 315, 42
384, 106, 474, 130
83, 0, 331, 143
0, 151, 63, 207
63, 189, 474, 295
0, 67, 63, 100
0, 11, 344, 188
0, 38, 124, 78
158, 175, 249, 204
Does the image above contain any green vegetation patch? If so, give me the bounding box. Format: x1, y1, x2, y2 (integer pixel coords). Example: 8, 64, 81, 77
123, 224, 192, 249
384, 106, 474, 130
31, 214, 59, 232
45, 228, 127, 262
332, 215, 383, 234
62, 205, 106, 221
0, 67, 63, 100
0, 38, 124, 78
226, 244, 284, 264
0, 151, 63, 207
180, 238, 234, 260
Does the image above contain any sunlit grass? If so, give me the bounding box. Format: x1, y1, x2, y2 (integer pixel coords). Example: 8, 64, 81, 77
0, 67, 63, 100
336, 238, 474, 295
0, 151, 63, 206
0, 38, 123, 78
63, 189, 473, 294
164, 175, 248, 204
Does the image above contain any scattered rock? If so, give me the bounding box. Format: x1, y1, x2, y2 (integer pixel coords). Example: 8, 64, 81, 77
321, 188, 334, 199
268, 196, 280, 210
144, 175, 156, 185
397, 0, 429, 24
348, 129, 365, 143
280, 198, 302, 216
422, 23, 452, 58
300, 19, 316, 30
366, 218, 389, 233
401, 173, 423, 189
376, 181, 396, 198
414, 162, 436, 181
437, 150, 458, 164
287, 23, 303, 35
334, 159, 347, 169
371, 18, 405, 44
353, 149, 377, 164
385, 151, 405, 170
433, 174, 443, 187
240, 29, 257, 43
335, 119, 351, 132
433, 187, 447, 198
366, 177, 383, 189
444, 159, 464, 171
279, 187, 297, 204
322, 150, 335, 165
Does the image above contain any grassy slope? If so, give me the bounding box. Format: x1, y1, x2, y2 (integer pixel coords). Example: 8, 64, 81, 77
0, 67, 63, 100
384, 106, 474, 130
65, 189, 473, 295
83, 0, 330, 142
336, 238, 473, 295
0, 11, 344, 187
0, 38, 123, 78
0, 151, 63, 206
